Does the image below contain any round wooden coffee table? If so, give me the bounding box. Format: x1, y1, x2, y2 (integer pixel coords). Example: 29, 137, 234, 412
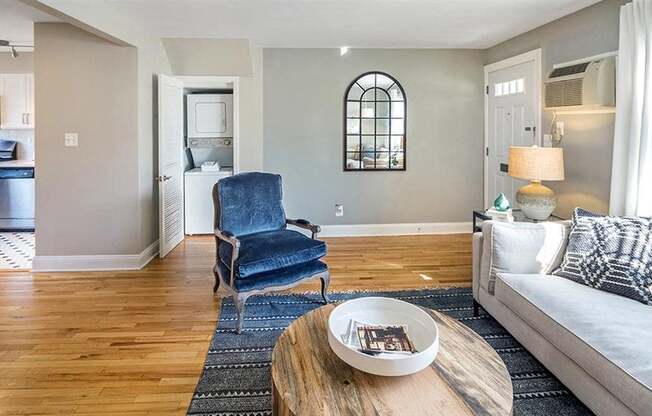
271, 304, 513, 416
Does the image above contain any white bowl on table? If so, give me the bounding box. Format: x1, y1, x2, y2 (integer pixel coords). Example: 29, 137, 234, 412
327, 297, 439, 376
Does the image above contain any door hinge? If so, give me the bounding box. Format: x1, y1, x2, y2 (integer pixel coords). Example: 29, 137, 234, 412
485, 85, 489, 94
485, 147, 489, 156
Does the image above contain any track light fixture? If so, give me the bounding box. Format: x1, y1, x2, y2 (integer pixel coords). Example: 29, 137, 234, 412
0, 40, 32, 58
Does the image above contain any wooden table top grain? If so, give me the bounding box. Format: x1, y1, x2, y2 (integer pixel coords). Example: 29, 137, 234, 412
271, 304, 513, 416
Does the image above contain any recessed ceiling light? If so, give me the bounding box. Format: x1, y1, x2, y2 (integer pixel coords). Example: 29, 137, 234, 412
340, 46, 349, 56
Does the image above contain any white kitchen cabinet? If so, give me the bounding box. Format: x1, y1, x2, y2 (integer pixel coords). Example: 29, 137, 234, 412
0, 74, 34, 129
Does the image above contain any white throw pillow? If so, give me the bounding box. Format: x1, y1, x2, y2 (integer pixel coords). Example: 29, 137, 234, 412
482, 221, 569, 294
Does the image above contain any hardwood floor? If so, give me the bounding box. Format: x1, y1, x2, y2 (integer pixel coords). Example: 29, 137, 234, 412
0, 234, 471, 415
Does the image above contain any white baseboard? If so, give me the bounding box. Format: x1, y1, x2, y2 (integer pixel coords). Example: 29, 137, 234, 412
31, 222, 470, 271
317, 222, 472, 237
32, 240, 159, 272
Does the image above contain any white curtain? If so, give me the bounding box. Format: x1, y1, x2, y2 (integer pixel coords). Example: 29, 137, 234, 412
610, 0, 652, 216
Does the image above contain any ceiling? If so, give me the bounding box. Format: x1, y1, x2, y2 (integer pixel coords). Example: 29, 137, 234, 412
0, 0, 59, 45
104, 0, 602, 49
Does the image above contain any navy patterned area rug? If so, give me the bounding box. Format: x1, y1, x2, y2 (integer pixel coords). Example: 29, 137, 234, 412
187, 288, 593, 416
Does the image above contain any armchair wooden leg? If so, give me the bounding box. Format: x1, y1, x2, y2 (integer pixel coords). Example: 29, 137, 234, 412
212, 267, 220, 294
234, 294, 249, 334
320, 272, 330, 304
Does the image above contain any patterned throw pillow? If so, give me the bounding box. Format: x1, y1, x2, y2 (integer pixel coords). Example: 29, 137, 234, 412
553, 208, 652, 305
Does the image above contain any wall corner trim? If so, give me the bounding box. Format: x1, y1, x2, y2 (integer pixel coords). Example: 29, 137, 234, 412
32, 240, 159, 272
315, 222, 472, 237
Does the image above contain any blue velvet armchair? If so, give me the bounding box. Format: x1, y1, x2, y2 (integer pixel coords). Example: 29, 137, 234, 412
212, 172, 330, 333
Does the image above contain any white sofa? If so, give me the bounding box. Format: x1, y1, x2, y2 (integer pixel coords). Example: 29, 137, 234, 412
473, 220, 652, 416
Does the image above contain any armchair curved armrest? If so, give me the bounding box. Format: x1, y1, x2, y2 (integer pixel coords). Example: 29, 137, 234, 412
214, 229, 241, 286
287, 218, 321, 239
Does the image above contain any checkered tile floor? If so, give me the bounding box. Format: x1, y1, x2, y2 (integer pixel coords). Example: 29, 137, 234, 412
0, 232, 35, 270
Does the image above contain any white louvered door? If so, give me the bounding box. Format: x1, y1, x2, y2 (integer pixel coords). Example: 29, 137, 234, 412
158, 75, 185, 258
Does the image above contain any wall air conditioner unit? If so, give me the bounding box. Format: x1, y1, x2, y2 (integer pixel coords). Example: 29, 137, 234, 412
544, 54, 616, 113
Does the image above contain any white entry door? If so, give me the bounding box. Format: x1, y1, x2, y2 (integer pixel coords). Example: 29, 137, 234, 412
484, 49, 541, 209
157, 74, 185, 258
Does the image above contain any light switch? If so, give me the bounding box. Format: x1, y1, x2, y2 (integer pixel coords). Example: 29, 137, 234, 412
64, 133, 78, 147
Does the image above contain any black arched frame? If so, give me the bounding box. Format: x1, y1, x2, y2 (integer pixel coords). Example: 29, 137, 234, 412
343, 71, 407, 171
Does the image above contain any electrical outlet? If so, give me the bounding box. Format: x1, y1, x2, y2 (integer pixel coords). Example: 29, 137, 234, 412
64, 133, 79, 147
335, 204, 344, 217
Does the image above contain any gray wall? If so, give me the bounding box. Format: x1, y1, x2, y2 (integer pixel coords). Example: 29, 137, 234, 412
35, 23, 141, 256
0, 52, 33, 73
485, 0, 628, 217
264, 48, 484, 225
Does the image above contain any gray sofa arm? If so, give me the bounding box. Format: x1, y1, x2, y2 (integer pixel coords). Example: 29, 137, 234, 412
473, 220, 570, 297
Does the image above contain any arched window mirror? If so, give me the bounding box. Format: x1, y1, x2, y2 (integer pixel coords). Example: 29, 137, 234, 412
344, 72, 406, 171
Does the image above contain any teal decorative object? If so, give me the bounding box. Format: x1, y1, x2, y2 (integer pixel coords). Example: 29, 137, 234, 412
493, 193, 511, 211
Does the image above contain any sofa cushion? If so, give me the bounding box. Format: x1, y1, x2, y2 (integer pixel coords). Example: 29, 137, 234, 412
495, 273, 652, 416
480, 221, 568, 294
219, 229, 327, 279
553, 208, 652, 305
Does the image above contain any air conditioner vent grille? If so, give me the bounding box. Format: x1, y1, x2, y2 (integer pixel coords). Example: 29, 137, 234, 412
549, 62, 590, 78
545, 79, 583, 107
564, 79, 583, 106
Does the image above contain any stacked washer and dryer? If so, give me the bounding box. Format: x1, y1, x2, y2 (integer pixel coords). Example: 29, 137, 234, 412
184, 93, 234, 235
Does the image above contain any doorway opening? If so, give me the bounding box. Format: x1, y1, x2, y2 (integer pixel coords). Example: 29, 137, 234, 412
0, 35, 37, 270
157, 75, 240, 259
483, 49, 542, 209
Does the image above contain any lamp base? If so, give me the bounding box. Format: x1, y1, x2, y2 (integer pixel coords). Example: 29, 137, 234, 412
516, 181, 556, 221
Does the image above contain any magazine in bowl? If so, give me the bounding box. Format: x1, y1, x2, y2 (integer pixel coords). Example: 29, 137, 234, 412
327, 297, 439, 376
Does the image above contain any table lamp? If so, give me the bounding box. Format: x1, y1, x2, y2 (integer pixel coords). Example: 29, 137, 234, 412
508, 145, 565, 220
